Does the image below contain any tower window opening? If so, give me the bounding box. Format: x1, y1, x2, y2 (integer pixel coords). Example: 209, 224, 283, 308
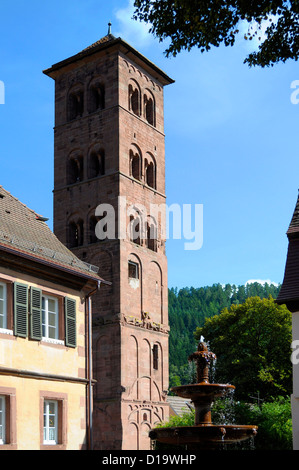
129, 82, 141, 117
130, 150, 141, 181
69, 220, 84, 248
68, 90, 84, 120
89, 83, 105, 112
68, 156, 83, 185
89, 214, 107, 243
130, 215, 141, 246
153, 344, 159, 370
147, 221, 157, 252
144, 92, 155, 126
128, 261, 139, 280
145, 161, 155, 189
89, 150, 105, 179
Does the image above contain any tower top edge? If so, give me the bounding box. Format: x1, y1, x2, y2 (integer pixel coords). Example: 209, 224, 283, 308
43, 36, 175, 87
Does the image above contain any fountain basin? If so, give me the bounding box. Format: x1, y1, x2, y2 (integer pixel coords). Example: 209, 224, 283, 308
150, 341, 258, 449
149, 424, 258, 447
171, 383, 235, 400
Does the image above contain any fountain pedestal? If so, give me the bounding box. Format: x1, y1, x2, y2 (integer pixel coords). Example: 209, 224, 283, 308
149, 341, 258, 450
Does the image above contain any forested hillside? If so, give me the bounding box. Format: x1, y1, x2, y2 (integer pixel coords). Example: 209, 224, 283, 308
168, 282, 281, 388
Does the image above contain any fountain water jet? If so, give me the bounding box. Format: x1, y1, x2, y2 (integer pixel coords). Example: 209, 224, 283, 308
149, 341, 258, 450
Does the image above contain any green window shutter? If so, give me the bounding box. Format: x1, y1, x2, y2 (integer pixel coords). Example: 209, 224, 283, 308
14, 283, 28, 338
65, 297, 76, 348
30, 287, 42, 341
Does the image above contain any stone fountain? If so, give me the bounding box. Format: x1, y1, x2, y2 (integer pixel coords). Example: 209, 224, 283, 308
149, 340, 258, 450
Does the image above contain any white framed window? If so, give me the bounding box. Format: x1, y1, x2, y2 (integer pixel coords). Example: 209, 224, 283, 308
0, 396, 5, 445
42, 295, 59, 340
0, 283, 7, 330
43, 400, 58, 445
128, 261, 139, 279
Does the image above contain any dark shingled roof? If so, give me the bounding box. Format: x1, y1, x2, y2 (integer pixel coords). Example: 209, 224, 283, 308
287, 193, 299, 235
277, 192, 299, 308
0, 185, 100, 279
81, 33, 116, 52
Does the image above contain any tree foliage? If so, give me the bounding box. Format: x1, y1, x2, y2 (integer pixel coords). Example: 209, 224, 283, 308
194, 296, 292, 400
168, 282, 281, 390
133, 0, 299, 67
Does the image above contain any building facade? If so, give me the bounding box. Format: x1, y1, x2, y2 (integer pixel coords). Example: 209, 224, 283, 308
277, 192, 299, 450
0, 185, 102, 449
44, 32, 174, 449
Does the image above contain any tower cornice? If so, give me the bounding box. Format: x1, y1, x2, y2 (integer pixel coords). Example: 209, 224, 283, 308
43, 36, 174, 87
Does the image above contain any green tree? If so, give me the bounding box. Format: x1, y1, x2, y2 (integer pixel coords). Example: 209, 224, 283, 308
212, 396, 292, 450
133, 0, 299, 67
168, 283, 280, 383
194, 296, 292, 400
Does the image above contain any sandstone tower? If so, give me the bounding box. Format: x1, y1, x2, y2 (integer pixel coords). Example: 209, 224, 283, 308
44, 29, 174, 450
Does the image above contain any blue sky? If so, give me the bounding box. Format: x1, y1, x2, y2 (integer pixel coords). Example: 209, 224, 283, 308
0, 0, 298, 289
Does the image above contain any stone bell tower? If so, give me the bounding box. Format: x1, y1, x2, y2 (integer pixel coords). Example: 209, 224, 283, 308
44, 27, 174, 450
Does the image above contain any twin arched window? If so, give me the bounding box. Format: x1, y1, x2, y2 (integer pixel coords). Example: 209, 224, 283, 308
129, 211, 158, 252
67, 80, 105, 122
130, 147, 156, 189
68, 212, 108, 248
66, 148, 105, 186
128, 80, 156, 127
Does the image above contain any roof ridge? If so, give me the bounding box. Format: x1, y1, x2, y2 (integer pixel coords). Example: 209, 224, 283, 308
81, 33, 117, 52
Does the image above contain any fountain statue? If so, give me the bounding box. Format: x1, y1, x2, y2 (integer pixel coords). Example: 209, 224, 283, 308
149, 340, 258, 450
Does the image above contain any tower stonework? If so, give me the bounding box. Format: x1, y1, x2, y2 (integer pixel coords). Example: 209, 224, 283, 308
44, 33, 174, 450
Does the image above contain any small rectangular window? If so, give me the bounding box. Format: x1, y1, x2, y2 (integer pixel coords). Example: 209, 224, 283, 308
128, 261, 139, 279
0, 283, 7, 330
0, 396, 5, 445
43, 400, 58, 445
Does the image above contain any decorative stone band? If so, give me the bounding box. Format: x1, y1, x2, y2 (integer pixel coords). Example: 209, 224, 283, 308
92, 312, 169, 334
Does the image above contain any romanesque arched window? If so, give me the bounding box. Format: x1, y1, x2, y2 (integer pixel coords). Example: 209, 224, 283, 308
89, 213, 108, 244
130, 147, 142, 181
145, 154, 156, 189
88, 148, 105, 179
89, 82, 105, 113
128, 80, 141, 117
67, 153, 83, 185
68, 219, 84, 248
144, 90, 155, 126
68, 86, 84, 121
147, 217, 157, 252
130, 214, 141, 246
